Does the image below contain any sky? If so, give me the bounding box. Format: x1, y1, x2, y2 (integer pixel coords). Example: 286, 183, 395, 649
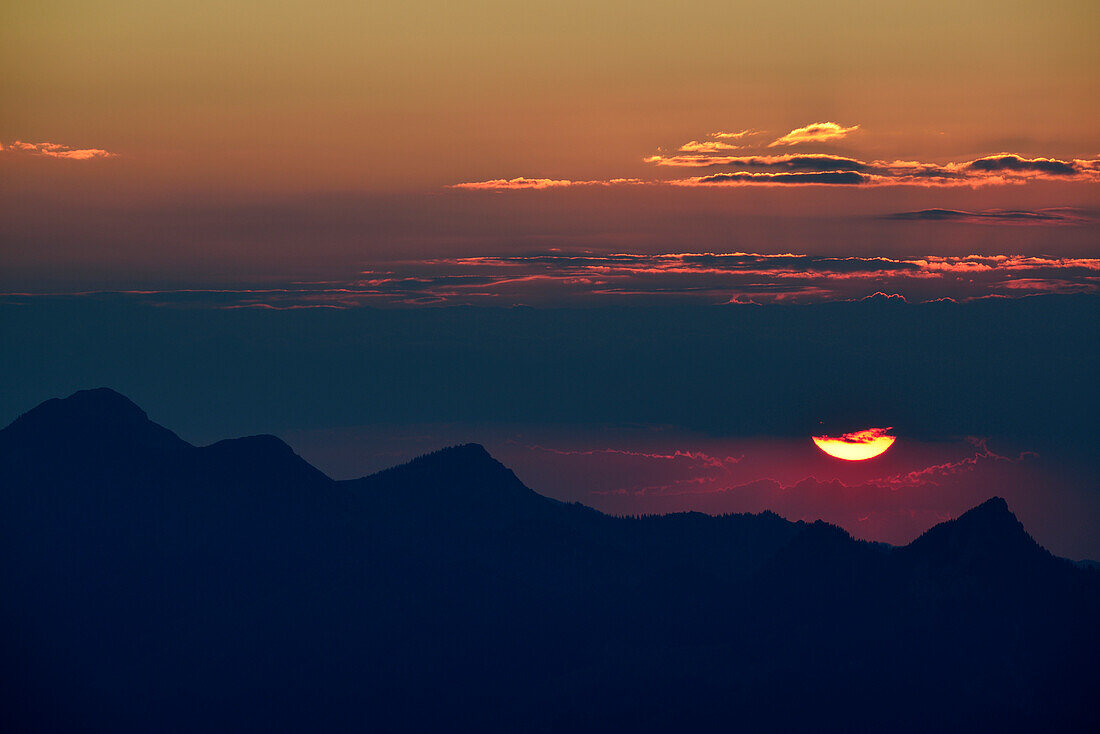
2, 1, 1098, 557
2, 0, 1099, 287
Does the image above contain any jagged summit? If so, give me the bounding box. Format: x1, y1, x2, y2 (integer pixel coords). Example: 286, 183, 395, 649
903, 495, 1048, 565
920, 496, 1022, 539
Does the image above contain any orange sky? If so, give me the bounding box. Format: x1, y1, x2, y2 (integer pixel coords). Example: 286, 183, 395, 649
1, 1, 1098, 285
3, 1, 1097, 190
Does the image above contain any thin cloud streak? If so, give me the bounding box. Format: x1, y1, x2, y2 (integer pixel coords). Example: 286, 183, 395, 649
645, 153, 872, 171
886, 208, 1093, 224
710, 129, 764, 139
1, 140, 115, 160
451, 177, 646, 190
677, 140, 744, 152
6, 253, 1097, 308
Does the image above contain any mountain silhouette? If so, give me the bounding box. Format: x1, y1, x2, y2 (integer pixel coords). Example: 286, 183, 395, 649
907, 496, 1039, 558
0, 389, 1096, 733
2, 387, 188, 461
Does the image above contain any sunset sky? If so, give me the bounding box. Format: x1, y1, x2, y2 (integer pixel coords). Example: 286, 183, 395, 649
3, 0, 1098, 287
2, 2, 1098, 557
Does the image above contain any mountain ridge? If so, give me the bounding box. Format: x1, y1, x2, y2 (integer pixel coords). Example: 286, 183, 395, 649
1, 389, 1096, 733
0, 387, 1076, 560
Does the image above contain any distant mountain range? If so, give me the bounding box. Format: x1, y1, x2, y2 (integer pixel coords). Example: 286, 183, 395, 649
1, 388, 1096, 733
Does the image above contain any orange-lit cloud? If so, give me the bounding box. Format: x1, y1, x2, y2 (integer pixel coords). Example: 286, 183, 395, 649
458, 132, 1100, 189
646, 153, 871, 170
2, 140, 114, 160
711, 129, 764, 139
649, 153, 1100, 186
768, 122, 860, 147
451, 177, 645, 190
677, 140, 744, 153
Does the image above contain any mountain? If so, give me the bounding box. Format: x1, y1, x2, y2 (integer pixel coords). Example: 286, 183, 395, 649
0, 389, 1096, 733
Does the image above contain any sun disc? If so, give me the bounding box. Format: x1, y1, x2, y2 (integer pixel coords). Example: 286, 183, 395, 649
812, 427, 896, 461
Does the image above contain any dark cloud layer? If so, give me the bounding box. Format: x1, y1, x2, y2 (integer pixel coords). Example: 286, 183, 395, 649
694, 171, 867, 185
966, 155, 1078, 176
887, 208, 1093, 224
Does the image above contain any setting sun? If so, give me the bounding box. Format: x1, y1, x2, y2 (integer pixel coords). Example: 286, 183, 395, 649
812, 427, 897, 461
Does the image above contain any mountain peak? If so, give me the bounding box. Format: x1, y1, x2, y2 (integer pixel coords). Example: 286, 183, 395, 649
949, 496, 1022, 536
365, 442, 494, 475
1, 387, 187, 455
198, 434, 332, 487
430, 442, 493, 461
968, 495, 1010, 515
24, 387, 147, 422
903, 495, 1047, 565
357, 443, 545, 512
386, 443, 503, 476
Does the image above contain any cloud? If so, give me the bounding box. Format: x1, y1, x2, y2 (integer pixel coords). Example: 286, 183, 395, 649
680, 171, 867, 186
453, 120, 1100, 190
13, 253, 1096, 308
881, 438, 1036, 488
451, 177, 645, 190
648, 154, 1100, 186
711, 129, 764, 139
646, 153, 871, 171
677, 140, 744, 152
768, 122, 860, 147
2, 140, 114, 160
464, 150, 1099, 189
522, 444, 743, 471
886, 208, 1092, 225
965, 154, 1078, 176
672, 129, 767, 151
643, 154, 743, 167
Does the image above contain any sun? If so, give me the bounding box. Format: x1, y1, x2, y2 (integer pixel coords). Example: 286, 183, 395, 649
812, 427, 897, 461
